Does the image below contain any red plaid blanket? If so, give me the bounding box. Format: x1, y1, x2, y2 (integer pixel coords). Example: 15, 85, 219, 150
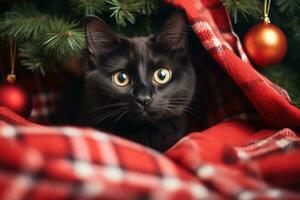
1, 0, 300, 199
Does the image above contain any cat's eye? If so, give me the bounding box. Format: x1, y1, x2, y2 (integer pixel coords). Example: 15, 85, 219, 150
153, 68, 172, 84
112, 71, 130, 87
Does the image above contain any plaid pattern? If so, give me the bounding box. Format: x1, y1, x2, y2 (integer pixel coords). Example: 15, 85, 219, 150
29, 91, 59, 124
1, 0, 300, 199
16, 72, 63, 125
1, 109, 300, 199
167, 0, 299, 128
0, 117, 215, 200
166, 120, 300, 199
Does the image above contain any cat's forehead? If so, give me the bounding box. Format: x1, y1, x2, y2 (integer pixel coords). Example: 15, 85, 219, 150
123, 36, 155, 62
126, 37, 150, 53
129, 37, 148, 45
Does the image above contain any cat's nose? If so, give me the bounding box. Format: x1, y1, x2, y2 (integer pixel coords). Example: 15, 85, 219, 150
135, 95, 152, 107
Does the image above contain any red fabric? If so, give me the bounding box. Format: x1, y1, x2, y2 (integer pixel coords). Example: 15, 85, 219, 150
0, 109, 215, 200
1, 109, 300, 199
167, 0, 300, 128
1, 0, 300, 199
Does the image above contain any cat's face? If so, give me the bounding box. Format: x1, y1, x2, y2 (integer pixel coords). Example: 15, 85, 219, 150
84, 12, 196, 124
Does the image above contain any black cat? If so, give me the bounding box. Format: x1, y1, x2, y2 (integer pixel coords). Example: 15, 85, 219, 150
79, 11, 196, 152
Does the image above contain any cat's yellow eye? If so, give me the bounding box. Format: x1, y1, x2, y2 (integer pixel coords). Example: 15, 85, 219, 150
112, 71, 130, 87
153, 68, 172, 84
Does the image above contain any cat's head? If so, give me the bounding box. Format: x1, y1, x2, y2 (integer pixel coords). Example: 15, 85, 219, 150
84, 11, 196, 124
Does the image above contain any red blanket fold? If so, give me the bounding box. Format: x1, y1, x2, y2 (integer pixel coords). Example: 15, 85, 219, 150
1, 0, 300, 199
167, 0, 300, 128
1, 109, 300, 199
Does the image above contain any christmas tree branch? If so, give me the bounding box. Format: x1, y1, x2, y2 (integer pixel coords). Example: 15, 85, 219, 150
19, 40, 48, 75
222, 0, 262, 23
260, 64, 300, 107
42, 18, 85, 63
69, 0, 106, 15
275, 0, 300, 15
105, 0, 158, 26
0, 3, 50, 40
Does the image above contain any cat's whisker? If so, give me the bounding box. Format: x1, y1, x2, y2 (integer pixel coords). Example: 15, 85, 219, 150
92, 110, 116, 124
171, 104, 203, 114
95, 112, 121, 124
92, 109, 124, 124
168, 99, 206, 111
91, 103, 127, 113
165, 104, 205, 122
110, 110, 128, 130
84, 12, 199, 151
168, 98, 193, 101
125, 113, 132, 123
168, 96, 203, 101
171, 102, 204, 111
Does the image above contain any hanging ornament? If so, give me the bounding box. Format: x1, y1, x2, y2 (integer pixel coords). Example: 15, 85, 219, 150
1, 39, 32, 118
0, 84, 32, 117
243, 0, 287, 67
6, 39, 17, 83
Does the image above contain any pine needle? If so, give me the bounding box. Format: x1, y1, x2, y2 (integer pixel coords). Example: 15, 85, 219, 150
222, 0, 262, 23
69, 0, 106, 15
1, 3, 50, 40
42, 18, 85, 63
260, 65, 300, 108
275, 0, 300, 15
105, 0, 158, 26
19, 41, 48, 75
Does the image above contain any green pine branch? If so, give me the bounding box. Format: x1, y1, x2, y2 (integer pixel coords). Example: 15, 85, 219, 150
42, 18, 85, 63
139, 1, 159, 15
17, 17, 85, 75
19, 40, 49, 76
69, 0, 106, 15
275, 0, 300, 15
106, 0, 158, 26
0, 3, 50, 40
222, 0, 262, 23
260, 65, 300, 107
70, 0, 159, 26
106, 0, 139, 25
0, 0, 160, 75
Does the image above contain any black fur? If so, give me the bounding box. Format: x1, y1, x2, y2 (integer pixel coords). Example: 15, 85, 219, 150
81, 12, 196, 152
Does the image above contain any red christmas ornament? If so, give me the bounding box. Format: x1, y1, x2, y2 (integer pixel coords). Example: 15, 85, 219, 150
0, 84, 32, 118
243, 0, 287, 67
243, 22, 287, 67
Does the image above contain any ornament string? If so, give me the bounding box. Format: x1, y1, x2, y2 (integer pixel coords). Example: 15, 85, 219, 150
6, 39, 17, 83
263, 0, 271, 23
10, 39, 16, 76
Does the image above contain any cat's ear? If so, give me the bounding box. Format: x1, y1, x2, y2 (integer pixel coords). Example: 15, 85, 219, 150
154, 11, 189, 51
85, 16, 119, 56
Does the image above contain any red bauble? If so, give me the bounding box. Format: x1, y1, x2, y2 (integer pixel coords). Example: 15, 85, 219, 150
243, 22, 287, 67
0, 84, 32, 118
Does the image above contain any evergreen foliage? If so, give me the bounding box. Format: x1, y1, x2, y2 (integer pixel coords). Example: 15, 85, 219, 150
275, 0, 300, 14
0, 0, 299, 106
69, 0, 106, 15
1, 3, 49, 40
222, 0, 262, 23
0, 0, 160, 74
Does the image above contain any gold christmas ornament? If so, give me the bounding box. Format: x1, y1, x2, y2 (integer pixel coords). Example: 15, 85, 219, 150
6, 74, 16, 83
